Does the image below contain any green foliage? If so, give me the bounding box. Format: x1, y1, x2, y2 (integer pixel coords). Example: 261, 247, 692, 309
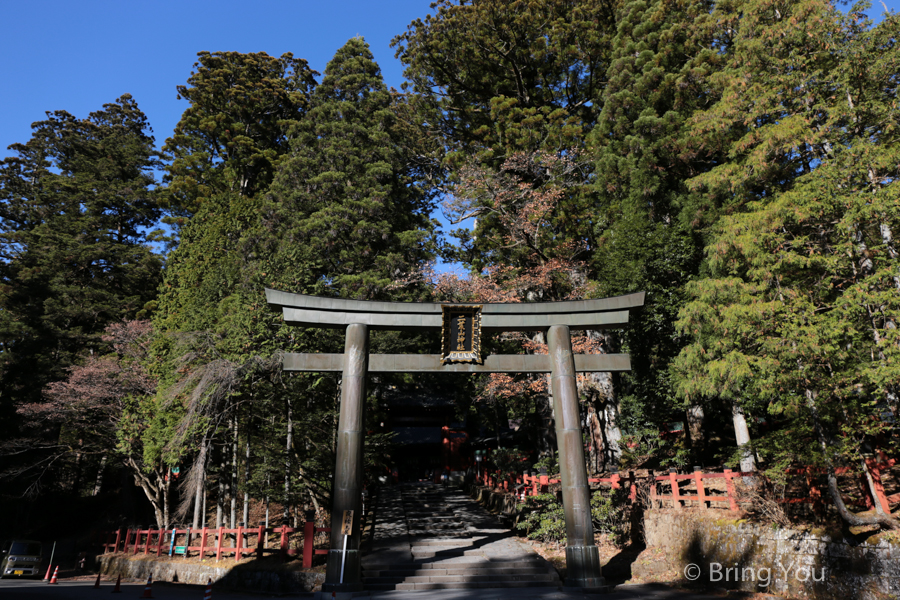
0, 95, 164, 415
266, 37, 436, 300
673, 1, 900, 476
590, 486, 630, 546
163, 51, 317, 220
148, 40, 438, 524
516, 492, 567, 542
394, 0, 615, 162
587, 0, 727, 443
490, 447, 529, 482
532, 452, 559, 476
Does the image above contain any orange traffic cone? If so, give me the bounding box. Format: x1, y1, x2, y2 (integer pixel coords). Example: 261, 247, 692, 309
48, 566, 59, 584
203, 578, 212, 600
94, 571, 102, 588
111, 574, 122, 593
141, 574, 153, 598
43, 563, 53, 582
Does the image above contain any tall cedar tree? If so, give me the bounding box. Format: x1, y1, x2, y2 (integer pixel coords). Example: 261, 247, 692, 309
588, 0, 724, 458
394, 0, 617, 272
392, 0, 616, 164
673, 0, 900, 528
0, 96, 163, 435
162, 52, 317, 221
152, 51, 319, 527
266, 37, 435, 300
394, 1, 629, 469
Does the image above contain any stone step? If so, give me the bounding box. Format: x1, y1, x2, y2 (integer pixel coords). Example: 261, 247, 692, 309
409, 539, 477, 547
365, 580, 560, 591
410, 549, 488, 558
363, 573, 559, 585
363, 566, 555, 578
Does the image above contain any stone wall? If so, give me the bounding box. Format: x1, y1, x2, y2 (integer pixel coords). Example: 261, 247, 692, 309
641, 510, 900, 600
463, 483, 520, 521
98, 554, 325, 593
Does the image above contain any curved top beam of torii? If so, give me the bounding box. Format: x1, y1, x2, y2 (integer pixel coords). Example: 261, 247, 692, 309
265, 288, 645, 374
264, 288, 645, 332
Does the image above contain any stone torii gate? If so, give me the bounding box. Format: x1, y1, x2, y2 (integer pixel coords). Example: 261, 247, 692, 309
266, 288, 645, 593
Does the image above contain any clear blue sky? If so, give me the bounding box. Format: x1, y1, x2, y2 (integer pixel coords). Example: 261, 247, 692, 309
1, 0, 433, 158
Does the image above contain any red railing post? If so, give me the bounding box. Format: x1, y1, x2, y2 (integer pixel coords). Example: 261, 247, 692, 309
648, 470, 657, 508
279, 526, 289, 561
724, 468, 738, 511
628, 471, 637, 502
694, 467, 707, 509
669, 468, 682, 509
216, 527, 224, 562
610, 471, 621, 490
156, 528, 164, 557
133, 530, 140, 555
805, 467, 824, 518
114, 528, 122, 553
144, 529, 151, 555
200, 527, 209, 560
303, 520, 315, 568
235, 526, 243, 562
255, 526, 264, 560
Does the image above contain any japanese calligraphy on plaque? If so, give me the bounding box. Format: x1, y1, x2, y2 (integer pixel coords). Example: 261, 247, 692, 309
441, 305, 482, 364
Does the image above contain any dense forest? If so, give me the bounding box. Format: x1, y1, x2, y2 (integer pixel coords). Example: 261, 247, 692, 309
1, 0, 898, 534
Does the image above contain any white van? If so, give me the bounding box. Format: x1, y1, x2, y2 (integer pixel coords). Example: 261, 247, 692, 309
0, 540, 43, 578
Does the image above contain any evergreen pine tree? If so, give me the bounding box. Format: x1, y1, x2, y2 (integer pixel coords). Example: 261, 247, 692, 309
0, 95, 163, 417
266, 37, 435, 299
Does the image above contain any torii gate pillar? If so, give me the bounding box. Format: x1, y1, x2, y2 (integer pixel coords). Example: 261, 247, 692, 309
549, 325, 603, 588
324, 323, 369, 593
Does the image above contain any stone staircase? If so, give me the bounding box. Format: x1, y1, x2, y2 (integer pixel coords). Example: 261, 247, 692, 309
362, 483, 561, 591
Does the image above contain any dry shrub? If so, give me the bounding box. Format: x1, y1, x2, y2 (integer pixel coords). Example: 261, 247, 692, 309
733, 477, 791, 528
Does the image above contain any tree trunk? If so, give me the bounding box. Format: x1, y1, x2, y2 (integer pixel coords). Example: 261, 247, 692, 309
243, 419, 251, 528
806, 389, 899, 530
587, 404, 604, 473
284, 397, 293, 525
92, 454, 107, 496
861, 459, 886, 516
71, 444, 83, 494
584, 330, 622, 467
124, 457, 171, 529
216, 447, 225, 529
732, 401, 755, 473
686, 405, 706, 457
230, 412, 238, 531
600, 397, 623, 466
191, 440, 208, 530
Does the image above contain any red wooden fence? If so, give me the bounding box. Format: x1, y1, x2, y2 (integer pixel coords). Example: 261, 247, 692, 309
103, 521, 331, 568
478, 455, 898, 516
479, 469, 639, 502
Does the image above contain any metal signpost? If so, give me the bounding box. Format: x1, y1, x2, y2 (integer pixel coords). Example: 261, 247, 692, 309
339, 510, 353, 585
266, 288, 645, 593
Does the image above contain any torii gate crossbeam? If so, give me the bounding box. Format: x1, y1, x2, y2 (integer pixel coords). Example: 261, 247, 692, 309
266, 289, 645, 593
